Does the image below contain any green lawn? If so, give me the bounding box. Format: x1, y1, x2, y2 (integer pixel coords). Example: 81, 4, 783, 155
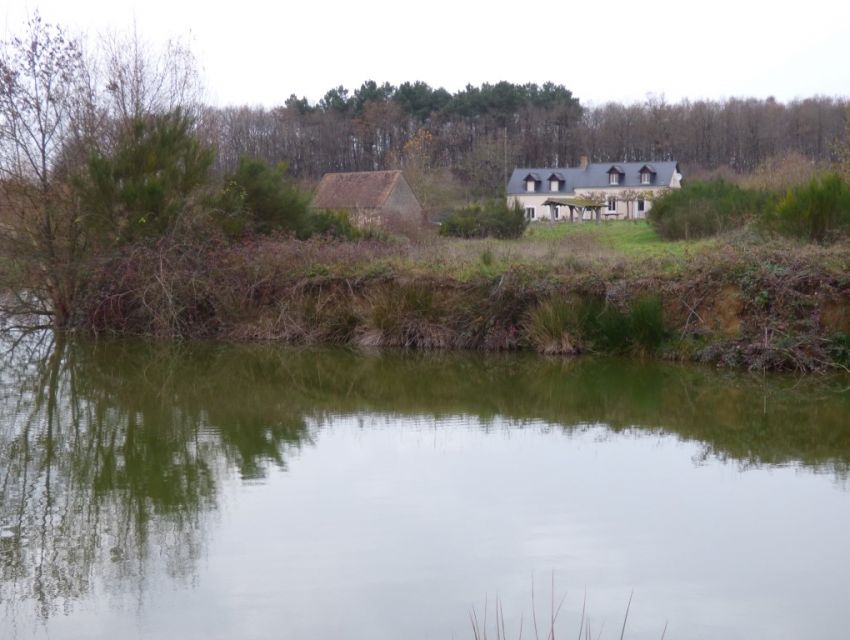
523, 220, 709, 257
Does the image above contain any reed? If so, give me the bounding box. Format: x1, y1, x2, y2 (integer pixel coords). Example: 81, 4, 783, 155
469, 579, 654, 640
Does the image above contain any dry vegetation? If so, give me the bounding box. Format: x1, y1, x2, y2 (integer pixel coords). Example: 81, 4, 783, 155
68, 223, 850, 373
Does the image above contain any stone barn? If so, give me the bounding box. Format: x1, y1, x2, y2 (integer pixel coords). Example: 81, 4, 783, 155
312, 170, 423, 226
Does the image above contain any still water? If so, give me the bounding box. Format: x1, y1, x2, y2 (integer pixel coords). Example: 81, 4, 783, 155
1, 337, 850, 639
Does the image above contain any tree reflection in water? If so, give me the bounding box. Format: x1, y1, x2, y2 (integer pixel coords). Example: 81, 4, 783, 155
0, 333, 311, 625
1, 333, 849, 625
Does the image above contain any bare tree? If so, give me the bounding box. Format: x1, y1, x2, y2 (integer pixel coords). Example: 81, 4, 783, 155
0, 14, 84, 189
0, 14, 89, 328
101, 23, 202, 125
833, 104, 850, 179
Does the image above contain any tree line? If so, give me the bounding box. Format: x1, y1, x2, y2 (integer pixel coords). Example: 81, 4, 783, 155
200, 84, 848, 195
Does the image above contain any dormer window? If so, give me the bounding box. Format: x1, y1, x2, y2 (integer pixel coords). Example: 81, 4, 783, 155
638, 165, 656, 185
523, 173, 539, 193
607, 166, 624, 186
550, 179, 559, 192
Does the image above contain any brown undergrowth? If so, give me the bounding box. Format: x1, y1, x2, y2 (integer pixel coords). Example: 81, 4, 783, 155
73, 235, 850, 373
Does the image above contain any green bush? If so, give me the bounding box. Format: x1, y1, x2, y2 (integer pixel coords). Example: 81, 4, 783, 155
767, 173, 850, 241
648, 180, 770, 240
439, 199, 527, 239
302, 209, 359, 240
215, 157, 311, 237
80, 109, 214, 242
650, 174, 850, 243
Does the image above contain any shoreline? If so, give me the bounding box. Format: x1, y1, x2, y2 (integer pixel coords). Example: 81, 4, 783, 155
67, 234, 850, 374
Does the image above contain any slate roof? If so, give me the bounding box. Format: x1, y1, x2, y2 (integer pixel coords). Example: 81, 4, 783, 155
313, 170, 405, 210
507, 161, 680, 194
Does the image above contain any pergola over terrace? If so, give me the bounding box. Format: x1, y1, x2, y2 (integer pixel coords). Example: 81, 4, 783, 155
541, 197, 605, 223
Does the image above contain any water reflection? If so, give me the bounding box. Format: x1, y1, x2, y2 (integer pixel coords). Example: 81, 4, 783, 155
1, 335, 849, 627
0, 336, 312, 625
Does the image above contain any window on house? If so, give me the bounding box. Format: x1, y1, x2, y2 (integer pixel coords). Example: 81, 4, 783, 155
526, 180, 536, 192
607, 197, 617, 212
641, 172, 651, 185
550, 179, 559, 192
525, 207, 535, 220
637, 198, 645, 212
609, 173, 620, 185
552, 205, 560, 220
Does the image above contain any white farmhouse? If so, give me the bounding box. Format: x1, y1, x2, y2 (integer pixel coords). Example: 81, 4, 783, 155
507, 156, 682, 222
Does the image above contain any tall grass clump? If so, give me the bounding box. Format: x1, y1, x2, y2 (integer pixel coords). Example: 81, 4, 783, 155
648, 180, 769, 240
766, 173, 850, 242
480, 245, 494, 267
826, 331, 850, 368
524, 298, 581, 355
589, 303, 633, 353
525, 295, 665, 355
628, 295, 666, 353
590, 295, 664, 354
357, 283, 467, 350
440, 199, 527, 239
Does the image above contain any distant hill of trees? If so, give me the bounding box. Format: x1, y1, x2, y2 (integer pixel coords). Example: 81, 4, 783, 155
200, 81, 848, 195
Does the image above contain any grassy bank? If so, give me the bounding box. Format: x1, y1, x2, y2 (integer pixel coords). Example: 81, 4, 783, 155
68, 222, 850, 373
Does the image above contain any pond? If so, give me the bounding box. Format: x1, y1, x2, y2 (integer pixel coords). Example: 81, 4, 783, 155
1, 337, 849, 639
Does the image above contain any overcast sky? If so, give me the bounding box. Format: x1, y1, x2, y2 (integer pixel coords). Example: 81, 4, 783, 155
4, 0, 849, 108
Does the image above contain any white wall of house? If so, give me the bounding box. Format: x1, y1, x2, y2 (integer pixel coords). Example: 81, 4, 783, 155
510, 186, 668, 222
670, 170, 683, 189
508, 194, 557, 221
573, 187, 665, 220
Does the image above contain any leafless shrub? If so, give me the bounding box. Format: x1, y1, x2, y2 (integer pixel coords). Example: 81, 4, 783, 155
740, 152, 822, 191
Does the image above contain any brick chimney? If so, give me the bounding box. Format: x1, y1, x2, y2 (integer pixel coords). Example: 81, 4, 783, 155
579, 155, 589, 170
